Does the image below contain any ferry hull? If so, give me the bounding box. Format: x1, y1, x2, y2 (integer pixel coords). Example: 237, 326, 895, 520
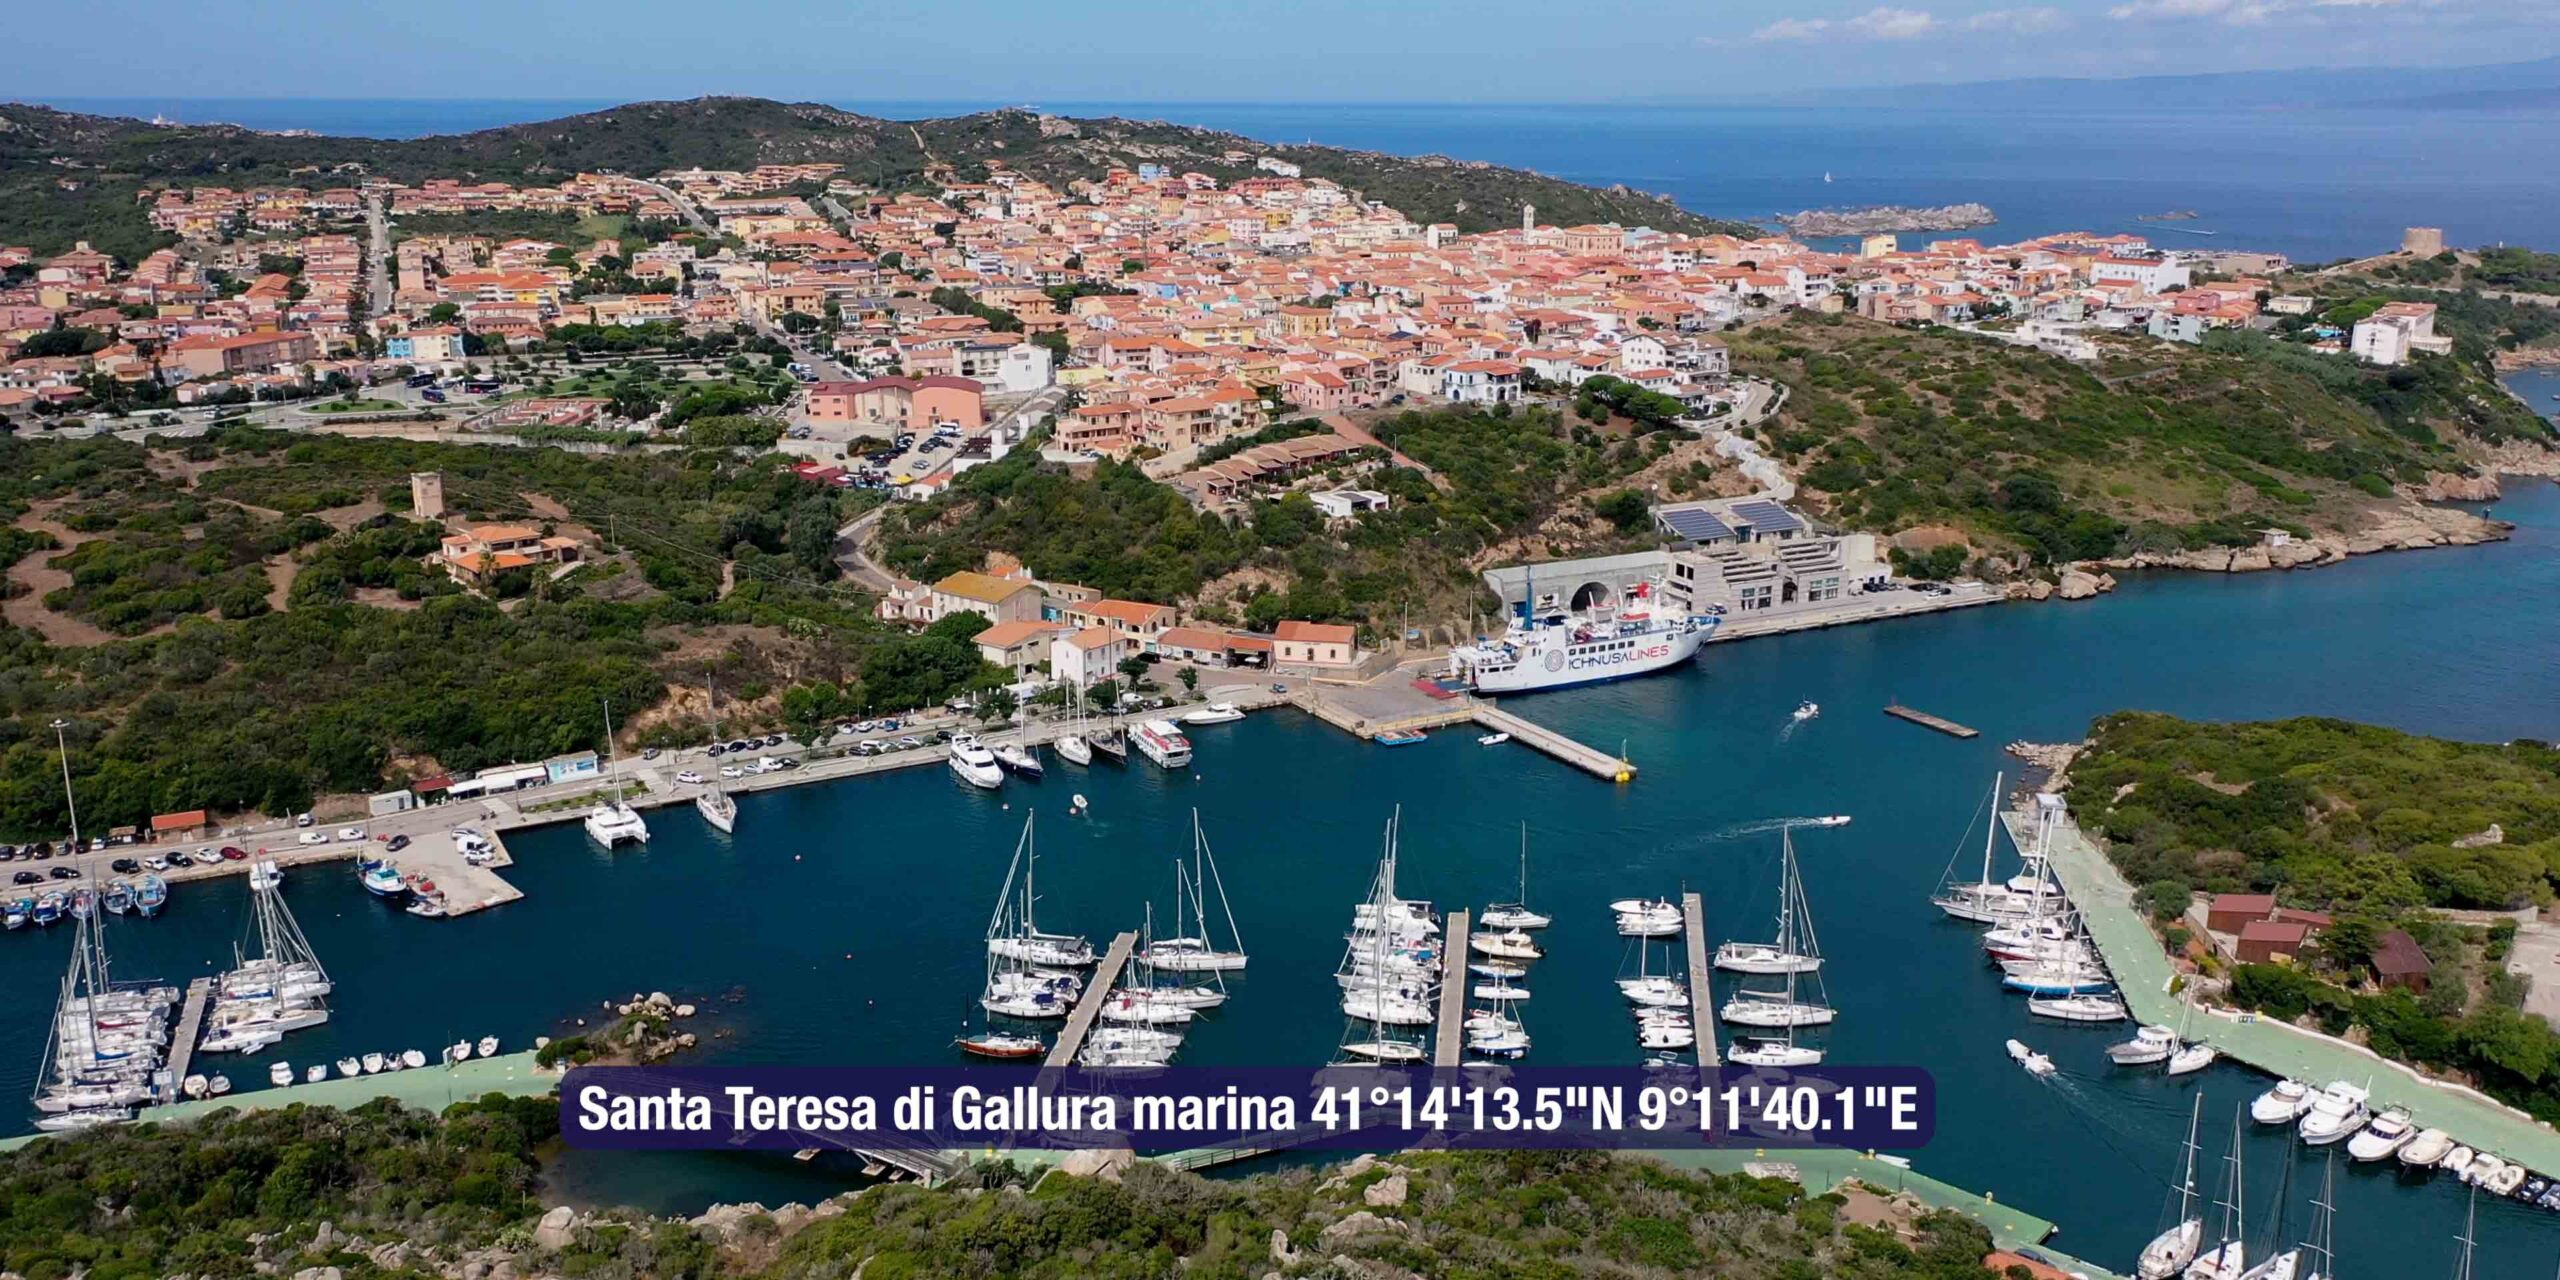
1455, 620, 1712, 695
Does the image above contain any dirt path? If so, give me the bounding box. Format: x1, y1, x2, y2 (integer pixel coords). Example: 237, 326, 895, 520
3, 504, 120, 647
262, 558, 297, 613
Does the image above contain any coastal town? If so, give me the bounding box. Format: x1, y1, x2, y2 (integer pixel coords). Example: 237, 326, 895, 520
1, 82, 2558, 1280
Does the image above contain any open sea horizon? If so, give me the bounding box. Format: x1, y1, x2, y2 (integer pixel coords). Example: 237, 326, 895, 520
34, 95, 2560, 262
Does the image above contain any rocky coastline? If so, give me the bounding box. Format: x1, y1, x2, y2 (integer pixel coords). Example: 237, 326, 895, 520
1776, 202, 1995, 236
2087, 501, 2509, 577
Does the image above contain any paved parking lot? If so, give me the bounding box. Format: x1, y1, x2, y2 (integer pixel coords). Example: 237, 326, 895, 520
2507, 919, 2560, 1024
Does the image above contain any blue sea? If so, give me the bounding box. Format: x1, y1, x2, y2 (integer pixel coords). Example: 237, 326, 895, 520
43, 96, 2560, 262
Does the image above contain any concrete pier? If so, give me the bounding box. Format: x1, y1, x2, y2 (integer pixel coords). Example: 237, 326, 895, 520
1883, 704, 1979, 738
1044, 931, 1139, 1069
1682, 893, 1720, 1066
1434, 910, 1471, 1068
1473, 707, 1634, 781
158, 977, 213, 1101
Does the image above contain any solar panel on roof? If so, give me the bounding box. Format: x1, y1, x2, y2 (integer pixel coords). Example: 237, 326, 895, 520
1729, 500, 1804, 533
1659, 508, 1735, 542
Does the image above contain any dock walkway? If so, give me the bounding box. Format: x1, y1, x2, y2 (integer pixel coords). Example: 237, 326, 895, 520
1681, 893, 1720, 1066
1045, 931, 1139, 1069
0, 1052, 557, 1154
1472, 707, 1633, 781
159, 977, 213, 1101
1434, 911, 1471, 1068
2013, 808, 2560, 1178
1883, 704, 1979, 738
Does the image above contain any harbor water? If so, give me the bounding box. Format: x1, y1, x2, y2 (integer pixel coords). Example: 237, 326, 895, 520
6, 481, 2560, 1269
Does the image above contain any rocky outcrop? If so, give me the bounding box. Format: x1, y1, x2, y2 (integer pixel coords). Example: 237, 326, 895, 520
1059, 1147, 1136, 1180
1319, 1211, 1411, 1249
2056, 568, 2115, 600
2091, 503, 2507, 575
1777, 203, 1994, 236
1362, 1172, 1409, 1208
532, 1206, 579, 1251
2412, 471, 2502, 503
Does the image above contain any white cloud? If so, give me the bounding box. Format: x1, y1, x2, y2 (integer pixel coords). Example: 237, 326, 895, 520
1964, 6, 2070, 31
2109, 0, 2406, 19
1846, 6, 1943, 37
1750, 16, 1837, 40
1750, 7, 1947, 41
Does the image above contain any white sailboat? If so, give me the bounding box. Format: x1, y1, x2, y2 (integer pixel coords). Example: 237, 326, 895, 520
695, 674, 737, 834
583, 698, 649, 847
202, 862, 332, 1052
1055, 686, 1093, 767
32, 755, 179, 1126
1932, 774, 2061, 923
979, 818, 1085, 1020
1722, 830, 1834, 1028
2138, 1095, 2206, 1279
1716, 834, 1823, 975
983, 814, 1095, 967
2186, 1104, 2248, 1280
1138, 812, 1247, 972
1479, 823, 1551, 929
1340, 811, 1432, 1061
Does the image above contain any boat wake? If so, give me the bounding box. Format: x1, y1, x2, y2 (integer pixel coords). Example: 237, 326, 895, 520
1706, 816, 1853, 841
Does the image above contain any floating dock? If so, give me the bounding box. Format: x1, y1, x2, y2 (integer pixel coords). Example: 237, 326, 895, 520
1883, 704, 1979, 738
158, 977, 213, 1101
1434, 909, 1471, 1068
1044, 931, 1139, 1069
1472, 707, 1634, 781
1682, 893, 1720, 1067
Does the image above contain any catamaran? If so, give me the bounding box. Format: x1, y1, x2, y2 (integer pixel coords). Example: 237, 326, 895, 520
1136, 813, 1247, 972
983, 815, 1095, 967
695, 675, 737, 834
583, 698, 649, 847
1479, 823, 1551, 929
2138, 1095, 2206, 1279
1339, 811, 1433, 1061
1721, 830, 1834, 1028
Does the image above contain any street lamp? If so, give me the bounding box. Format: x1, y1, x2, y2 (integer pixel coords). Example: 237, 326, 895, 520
51, 718, 82, 853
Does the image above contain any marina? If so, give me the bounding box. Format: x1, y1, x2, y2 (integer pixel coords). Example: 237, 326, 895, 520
2, 483, 2557, 1271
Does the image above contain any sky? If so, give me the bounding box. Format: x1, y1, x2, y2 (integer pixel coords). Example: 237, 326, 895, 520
9, 0, 2559, 102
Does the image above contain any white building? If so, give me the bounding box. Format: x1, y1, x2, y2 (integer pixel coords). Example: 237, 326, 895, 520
2350, 302, 2454, 367
2090, 255, 2191, 294
1048, 627, 1129, 689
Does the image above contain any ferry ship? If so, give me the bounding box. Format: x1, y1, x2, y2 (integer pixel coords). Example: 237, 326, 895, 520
1444, 578, 1717, 694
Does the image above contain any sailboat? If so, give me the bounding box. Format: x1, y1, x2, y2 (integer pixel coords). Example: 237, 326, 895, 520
200, 860, 332, 1053
1481, 823, 1551, 929
695, 675, 737, 835
2239, 1153, 2335, 1280
1340, 811, 1432, 1061
1086, 703, 1128, 763
2445, 1187, 2476, 1280
1932, 773, 2060, 923
1721, 830, 1834, 1028
984, 814, 1095, 967
33, 902, 176, 1121
583, 698, 649, 847
1137, 812, 1247, 972
979, 820, 1083, 1020
2138, 1095, 2206, 1279
1716, 835, 1823, 975
2186, 1104, 2248, 1280
1055, 685, 1094, 767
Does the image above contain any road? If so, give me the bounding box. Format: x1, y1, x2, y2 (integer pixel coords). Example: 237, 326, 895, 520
630, 176, 856, 381
363, 192, 393, 316
833, 504, 895, 590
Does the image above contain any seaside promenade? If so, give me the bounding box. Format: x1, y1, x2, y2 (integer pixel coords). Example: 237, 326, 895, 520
2007, 808, 2560, 1177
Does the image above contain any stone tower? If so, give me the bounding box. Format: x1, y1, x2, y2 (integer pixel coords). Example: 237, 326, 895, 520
2401, 226, 2445, 256
1521, 203, 1535, 235
410, 471, 446, 519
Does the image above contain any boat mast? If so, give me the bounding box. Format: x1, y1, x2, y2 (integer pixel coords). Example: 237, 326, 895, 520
600, 698, 624, 806
2450, 1186, 2476, 1280
706, 673, 728, 802
2171, 1093, 2202, 1229
2302, 1152, 2334, 1279
1194, 810, 1244, 956
1980, 770, 2003, 886
2217, 1102, 2246, 1263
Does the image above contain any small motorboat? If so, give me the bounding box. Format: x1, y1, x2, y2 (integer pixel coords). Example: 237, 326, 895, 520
304, 1064, 326, 1083
2165, 1042, 2218, 1077
2347, 1108, 2417, 1162
2108, 1024, 2178, 1066
2250, 1079, 2315, 1124
1637, 1022, 1696, 1051
133, 875, 167, 917
2483, 1160, 2528, 1196
2464, 1154, 2507, 1187
358, 861, 407, 899
1791, 701, 1819, 721
181, 1074, 209, 1098
1375, 729, 1427, 746
956, 1033, 1046, 1060
2297, 1082, 2371, 1145
2399, 1127, 2454, 1168
1468, 1029, 1531, 1060
478, 1035, 499, 1057
336, 1056, 362, 1078
2438, 1146, 2476, 1178
269, 1062, 294, 1087
361, 1052, 385, 1074
1477, 732, 1511, 746
446, 1041, 472, 1065
1180, 703, 1244, 725
2006, 1038, 2056, 1077
1467, 961, 1527, 980
400, 1048, 427, 1070
102, 879, 133, 915
1804, 814, 1851, 827
207, 1074, 232, 1095
1470, 981, 1531, 1002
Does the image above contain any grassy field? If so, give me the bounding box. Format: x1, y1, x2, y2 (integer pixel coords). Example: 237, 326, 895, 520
305, 398, 403, 414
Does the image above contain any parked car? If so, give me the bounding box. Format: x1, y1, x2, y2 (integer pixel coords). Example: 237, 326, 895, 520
295, 812, 315, 828
337, 826, 365, 841
109, 858, 140, 874
879, 718, 902, 731
49, 866, 79, 880
719, 765, 744, 780
297, 831, 330, 846
167, 850, 193, 867
142, 855, 169, 871
677, 770, 705, 785
707, 743, 726, 757
896, 735, 923, 750
11, 871, 38, 885
219, 846, 248, 862
385, 834, 411, 853
641, 748, 661, 761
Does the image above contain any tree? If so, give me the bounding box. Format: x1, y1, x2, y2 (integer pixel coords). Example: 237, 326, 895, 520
977, 687, 1018, 724
1178, 665, 1200, 695
1117, 654, 1152, 690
